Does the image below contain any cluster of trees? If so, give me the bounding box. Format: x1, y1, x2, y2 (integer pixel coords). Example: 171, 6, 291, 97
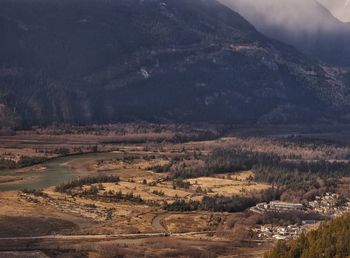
171, 148, 280, 179
101, 190, 144, 204
0, 158, 16, 170
265, 214, 350, 258
171, 147, 350, 193
253, 159, 350, 192
17, 156, 48, 168
206, 148, 281, 174
53, 148, 70, 156
164, 188, 282, 212
76, 187, 144, 204
172, 178, 191, 189
278, 159, 350, 177
253, 166, 321, 191
55, 176, 120, 193
261, 211, 325, 226
170, 130, 218, 144
0, 156, 47, 170
152, 190, 165, 196
149, 164, 172, 173
163, 199, 200, 212
22, 188, 48, 197
200, 195, 259, 212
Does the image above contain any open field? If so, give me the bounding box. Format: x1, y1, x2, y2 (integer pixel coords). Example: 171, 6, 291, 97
186, 171, 270, 197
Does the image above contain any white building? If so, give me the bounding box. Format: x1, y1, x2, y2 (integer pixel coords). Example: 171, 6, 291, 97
269, 201, 304, 211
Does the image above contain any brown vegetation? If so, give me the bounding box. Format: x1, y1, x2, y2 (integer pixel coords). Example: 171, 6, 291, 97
1, 124, 350, 256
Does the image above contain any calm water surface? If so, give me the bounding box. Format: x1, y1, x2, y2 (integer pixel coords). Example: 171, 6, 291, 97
0, 152, 121, 191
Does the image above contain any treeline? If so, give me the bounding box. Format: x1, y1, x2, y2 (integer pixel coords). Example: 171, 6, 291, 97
252, 160, 350, 191
171, 147, 350, 191
261, 211, 325, 226
205, 148, 281, 174
22, 188, 48, 197
164, 188, 281, 212
56, 179, 145, 204
265, 214, 350, 258
81, 189, 144, 204
173, 178, 191, 189
253, 166, 321, 191
0, 156, 47, 170
0, 158, 16, 170
149, 164, 172, 173
170, 131, 219, 144
171, 148, 281, 179
278, 160, 350, 177
102, 190, 144, 204
55, 176, 120, 193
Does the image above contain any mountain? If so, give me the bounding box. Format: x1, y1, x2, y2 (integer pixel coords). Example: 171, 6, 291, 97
0, 0, 350, 127
319, 0, 350, 22
219, 0, 350, 66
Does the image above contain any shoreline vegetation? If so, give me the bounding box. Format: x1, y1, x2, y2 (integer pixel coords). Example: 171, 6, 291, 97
0, 150, 100, 171
0, 123, 223, 171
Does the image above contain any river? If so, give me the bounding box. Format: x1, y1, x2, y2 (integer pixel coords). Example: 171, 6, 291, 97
0, 152, 122, 191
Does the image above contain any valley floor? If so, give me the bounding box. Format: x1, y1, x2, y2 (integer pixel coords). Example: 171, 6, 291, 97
0, 124, 350, 257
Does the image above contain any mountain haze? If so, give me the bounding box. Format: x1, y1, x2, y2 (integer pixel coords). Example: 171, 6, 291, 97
220, 0, 350, 66
319, 0, 350, 22
0, 0, 349, 127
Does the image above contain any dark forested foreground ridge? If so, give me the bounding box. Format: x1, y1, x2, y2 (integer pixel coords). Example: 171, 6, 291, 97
265, 213, 350, 258
1, 0, 350, 127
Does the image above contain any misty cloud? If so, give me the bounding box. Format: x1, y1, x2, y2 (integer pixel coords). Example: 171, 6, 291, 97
218, 0, 350, 65
218, 0, 345, 35
319, 0, 350, 22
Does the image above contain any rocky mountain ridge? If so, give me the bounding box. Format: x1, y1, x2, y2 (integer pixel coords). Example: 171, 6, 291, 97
0, 0, 349, 128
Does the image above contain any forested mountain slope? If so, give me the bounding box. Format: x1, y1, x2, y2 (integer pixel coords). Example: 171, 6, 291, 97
0, 0, 350, 127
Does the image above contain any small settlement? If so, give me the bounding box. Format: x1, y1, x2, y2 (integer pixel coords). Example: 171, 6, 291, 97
250, 193, 350, 240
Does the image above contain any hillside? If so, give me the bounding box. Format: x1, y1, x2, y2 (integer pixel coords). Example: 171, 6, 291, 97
0, 0, 350, 127
220, 0, 350, 66
265, 214, 350, 258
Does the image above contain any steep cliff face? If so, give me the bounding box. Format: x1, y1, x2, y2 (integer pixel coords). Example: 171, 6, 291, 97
0, 0, 349, 127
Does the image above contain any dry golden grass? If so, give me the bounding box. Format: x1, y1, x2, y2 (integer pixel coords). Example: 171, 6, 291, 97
164, 214, 211, 233
102, 181, 191, 202
187, 171, 270, 196
3, 126, 348, 257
